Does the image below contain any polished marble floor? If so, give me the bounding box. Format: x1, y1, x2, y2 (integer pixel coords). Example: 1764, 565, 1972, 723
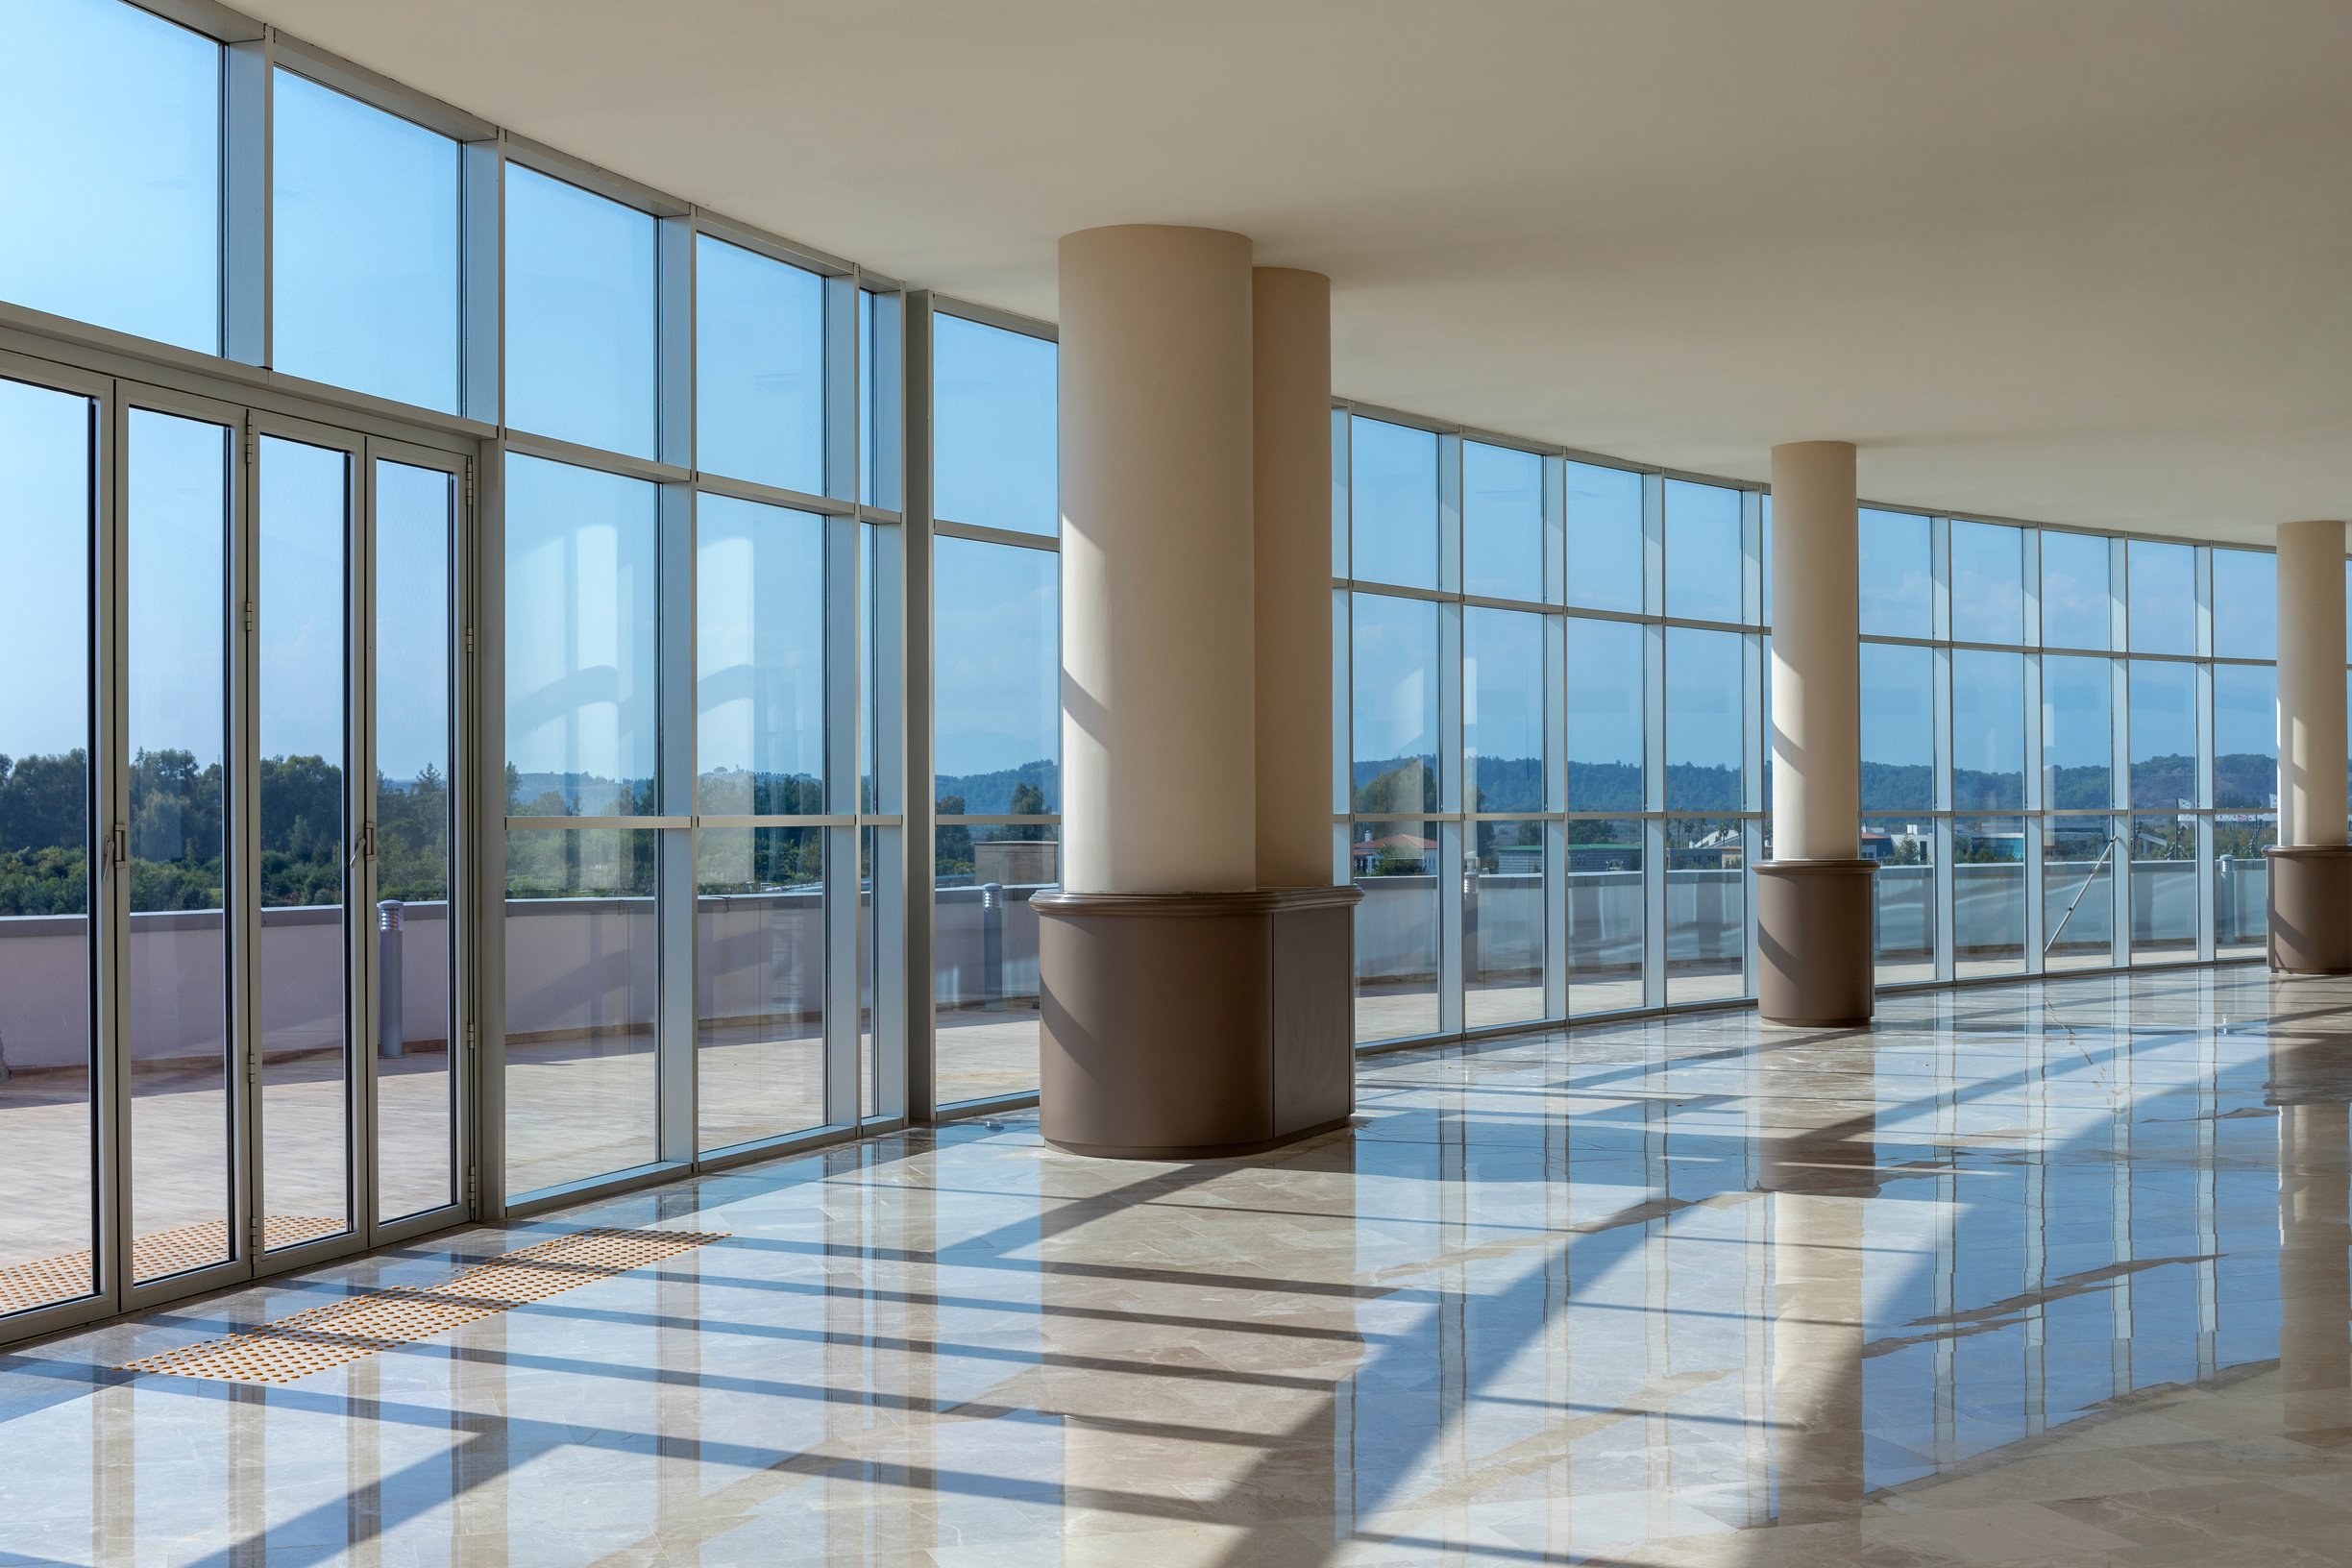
5, 966, 2352, 1565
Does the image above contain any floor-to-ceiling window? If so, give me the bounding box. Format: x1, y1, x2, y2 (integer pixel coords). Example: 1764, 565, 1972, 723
1860, 520, 2277, 985
1335, 406, 1768, 1046
499, 164, 904, 1200
928, 306, 1059, 1107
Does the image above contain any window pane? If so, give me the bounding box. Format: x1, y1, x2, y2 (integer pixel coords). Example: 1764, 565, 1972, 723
933, 538, 1059, 813
2129, 812, 2196, 962
695, 235, 824, 493
2042, 654, 2113, 808
2211, 549, 2277, 660
1, 0, 219, 353
126, 407, 232, 1280
2216, 813, 2275, 959
697, 826, 824, 1150
2127, 659, 2194, 809
1567, 821, 1643, 1014
697, 496, 823, 813
1859, 642, 1932, 811
1467, 820, 1547, 1029
374, 459, 456, 1223
256, 435, 352, 1248
2040, 532, 2112, 649
1348, 417, 1437, 590
1665, 627, 1743, 811
1567, 618, 1644, 810
1864, 817, 1934, 984
1950, 522, 2024, 645
504, 455, 660, 816
2214, 663, 2277, 809
503, 829, 659, 1194
1564, 461, 1642, 614
1463, 441, 1543, 601
1857, 509, 1930, 639
1953, 816, 2027, 976
1351, 821, 1438, 1042
2126, 541, 2195, 655
934, 825, 1054, 1105
503, 164, 657, 457
1663, 480, 1741, 624
272, 71, 458, 410
1666, 818, 1744, 1002
2044, 816, 2118, 969
1351, 593, 1437, 814
1951, 649, 2025, 809
1465, 608, 1544, 813
933, 315, 1056, 534
0, 378, 97, 1311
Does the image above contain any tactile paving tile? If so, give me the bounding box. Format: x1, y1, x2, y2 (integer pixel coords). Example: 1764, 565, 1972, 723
118, 1227, 727, 1384
0, 1215, 346, 1315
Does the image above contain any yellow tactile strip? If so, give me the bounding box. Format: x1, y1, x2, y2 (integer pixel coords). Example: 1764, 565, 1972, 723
0, 1215, 345, 1316
119, 1227, 727, 1384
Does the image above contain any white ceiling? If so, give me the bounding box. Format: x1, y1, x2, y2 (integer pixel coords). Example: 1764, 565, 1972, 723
243, 0, 2352, 542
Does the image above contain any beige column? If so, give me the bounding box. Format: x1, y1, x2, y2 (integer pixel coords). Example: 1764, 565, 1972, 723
1057, 224, 1257, 894
2268, 520, 2352, 971
1252, 267, 1335, 890
1039, 228, 1361, 1160
2278, 521, 2347, 846
1769, 442, 1862, 859
1756, 441, 1874, 1025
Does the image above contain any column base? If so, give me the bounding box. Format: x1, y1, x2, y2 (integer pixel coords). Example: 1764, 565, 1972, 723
2266, 845, 2352, 975
1755, 860, 1877, 1027
1031, 885, 1363, 1160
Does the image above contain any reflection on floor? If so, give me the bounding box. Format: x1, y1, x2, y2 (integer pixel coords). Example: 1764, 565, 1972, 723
6, 967, 2352, 1565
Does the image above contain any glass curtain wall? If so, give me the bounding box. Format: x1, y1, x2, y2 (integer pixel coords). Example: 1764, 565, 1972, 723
1335, 406, 1768, 1045
928, 308, 1059, 1107
1861, 521, 2278, 984
500, 169, 906, 1199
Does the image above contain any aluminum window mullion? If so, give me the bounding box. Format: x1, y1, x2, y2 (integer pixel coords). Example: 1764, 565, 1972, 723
473, 441, 508, 1215
654, 481, 697, 1165
900, 291, 937, 1123
821, 509, 861, 1129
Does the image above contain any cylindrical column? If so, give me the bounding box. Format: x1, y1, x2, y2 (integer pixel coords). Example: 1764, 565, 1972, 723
2278, 521, 2347, 846
2268, 520, 2352, 972
1770, 442, 1861, 859
1058, 225, 1257, 894
1757, 440, 1874, 1025
1252, 267, 1335, 890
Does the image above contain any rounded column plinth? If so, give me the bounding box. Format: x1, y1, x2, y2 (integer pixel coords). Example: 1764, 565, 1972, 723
1033, 886, 1362, 1160
1755, 860, 1876, 1027
2266, 845, 2352, 975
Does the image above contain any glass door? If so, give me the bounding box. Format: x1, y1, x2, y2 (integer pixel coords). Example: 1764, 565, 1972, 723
369, 447, 464, 1232
0, 379, 476, 1335
0, 360, 106, 1334
249, 420, 362, 1263
120, 391, 243, 1296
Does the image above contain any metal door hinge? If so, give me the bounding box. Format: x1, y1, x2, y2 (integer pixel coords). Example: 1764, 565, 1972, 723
247, 1214, 262, 1249
465, 1021, 478, 1055
242, 600, 257, 634
465, 1165, 479, 1203
463, 465, 476, 508
463, 625, 477, 654
243, 435, 257, 467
